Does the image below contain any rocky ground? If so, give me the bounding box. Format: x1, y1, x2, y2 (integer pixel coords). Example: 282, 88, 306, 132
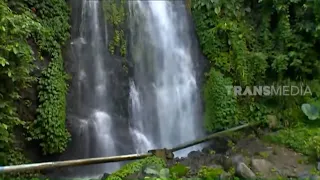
110, 131, 320, 180
166, 135, 319, 179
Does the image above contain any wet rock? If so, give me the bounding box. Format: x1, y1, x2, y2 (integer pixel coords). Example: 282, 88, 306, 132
298, 171, 320, 180
298, 171, 310, 179
218, 156, 232, 170
317, 161, 320, 171
251, 159, 273, 173
219, 172, 232, 180
125, 172, 144, 180
218, 154, 245, 170
280, 168, 297, 178
236, 163, 256, 179
232, 154, 245, 164
208, 164, 224, 169
188, 150, 204, 158
100, 173, 110, 180
201, 137, 230, 154
310, 175, 320, 180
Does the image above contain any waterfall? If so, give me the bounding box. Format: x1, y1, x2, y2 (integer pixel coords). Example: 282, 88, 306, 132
55, 0, 124, 178
48, 0, 204, 178
128, 0, 204, 157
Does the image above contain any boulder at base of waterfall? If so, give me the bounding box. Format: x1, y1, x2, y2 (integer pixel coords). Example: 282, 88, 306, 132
236, 162, 256, 179
251, 158, 279, 178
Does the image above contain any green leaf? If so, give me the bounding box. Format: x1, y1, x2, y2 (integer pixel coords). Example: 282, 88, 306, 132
159, 168, 170, 178
0, 57, 9, 67
301, 103, 319, 120
214, 7, 221, 15
144, 167, 159, 176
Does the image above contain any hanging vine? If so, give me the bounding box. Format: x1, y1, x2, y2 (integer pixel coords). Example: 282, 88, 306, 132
103, 0, 128, 73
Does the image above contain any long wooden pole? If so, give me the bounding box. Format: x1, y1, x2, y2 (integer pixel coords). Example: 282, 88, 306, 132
0, 123, 252, 174
170, 123, 250, 152
0, 153, 152, 173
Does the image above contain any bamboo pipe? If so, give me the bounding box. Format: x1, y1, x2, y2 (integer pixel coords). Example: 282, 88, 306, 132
0, 123, 253, 174
0, 153, 152, 173
170, 123, 251, 152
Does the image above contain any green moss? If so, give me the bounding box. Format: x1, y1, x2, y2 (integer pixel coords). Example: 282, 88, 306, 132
106, 156, 166, 180
258, 151, 269, 159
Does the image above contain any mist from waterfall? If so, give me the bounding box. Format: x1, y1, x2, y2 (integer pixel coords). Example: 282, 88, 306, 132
128, 0, 204, 157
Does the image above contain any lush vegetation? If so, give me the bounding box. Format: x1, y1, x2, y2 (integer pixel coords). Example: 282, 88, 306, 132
24, 0, 71, 155
1, 0, 320, 179
0, 0, 70, 177
105, 156, 240, 180
103, 0, 128, 73
193, 0, 320, 157
107, 157, 166, 180
0, 0, 41, 168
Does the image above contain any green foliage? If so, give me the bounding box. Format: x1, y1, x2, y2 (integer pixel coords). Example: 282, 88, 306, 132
203, 69, 238, 132
169, 163, 189, 178
0, 0, 41, 166
301, 103, 320, 120
106, 156, 166, 180
21, 0, 71, 155
193, 0, 320, 130
28, 59, 70, 154
264, 127, 320, 159
103, 0, 126, 56
103, 0, 128, 73
144, 167, 170, 179
197, 166, 224, 180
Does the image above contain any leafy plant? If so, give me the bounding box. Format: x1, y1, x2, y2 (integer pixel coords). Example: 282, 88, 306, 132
203, 69, 238, 132
169, 163, 189, 178
197, 166, 224, 180
22, 0, 71, 155
106, 156, 166, 180
144, 167, 170, 179
193, 0, 320, 131
0, 0, 41, 167
301, 103, 320, 120
102, 0, 128, 73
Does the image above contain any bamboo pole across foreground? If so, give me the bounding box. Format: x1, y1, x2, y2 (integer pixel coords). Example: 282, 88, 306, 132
170, 123, 250, 152
0, 153, 152, 173
0, 123, 252, 174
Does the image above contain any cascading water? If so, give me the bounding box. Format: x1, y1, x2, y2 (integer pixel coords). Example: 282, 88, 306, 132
56, 0, 123, 178
128, 0, 204, 157
48, 0, 204, 178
